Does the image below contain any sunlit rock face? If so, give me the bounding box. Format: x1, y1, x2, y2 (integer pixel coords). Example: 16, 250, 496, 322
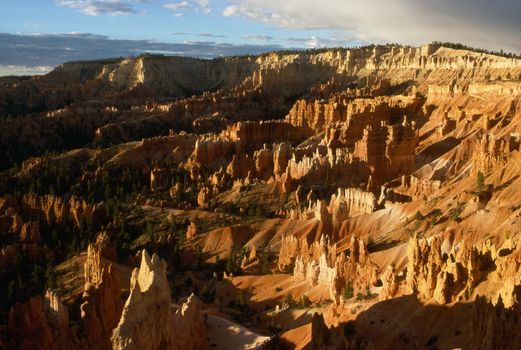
111, 250, 208, 350
3, 44, 521, 350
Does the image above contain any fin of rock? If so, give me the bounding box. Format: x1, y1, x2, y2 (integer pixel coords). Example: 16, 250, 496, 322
111, 250, 208, 350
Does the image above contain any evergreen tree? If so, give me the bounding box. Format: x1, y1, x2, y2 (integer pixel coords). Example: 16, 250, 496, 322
477, 171, 485, 192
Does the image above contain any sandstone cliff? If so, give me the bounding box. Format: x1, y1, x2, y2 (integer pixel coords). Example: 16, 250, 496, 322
81, 234, 123, 350
111, 250, 208, 350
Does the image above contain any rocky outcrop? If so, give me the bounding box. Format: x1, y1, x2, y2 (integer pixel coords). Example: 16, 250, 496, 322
8, 296, 60, 350
185, 222, 199, 240
0, 194, 106, 244
288, 188, 377, 223
378, 265, 400, 301
150, 166, 169, 192
380, 174, 442, 204
437, 114, 457, 136
7, 291, 76, 350
279, 235, 378, 303
328, 188, 377, 221
283, 146, 370, 194
190, 137, 235, 169
19, 221, 42, 243
287, 99, 348, 132
223, 121, 313, 155
337, 236, 379, 300
184, 121, 312, 181
278, 235, 300, 272
400, 175, 441, 199
43, 290, 74, 349
273, 142, 293, 175
111, 250, 208, 350
496, 276, 521, 308
353, 118, 418, 183
170, 295, 208, 350
111, 251, 172, 350
21, 194, 106, 229
81, 234, 123, 350
472, 132, 520, 174
403, 235, 521, 305
471, 297, 521, 349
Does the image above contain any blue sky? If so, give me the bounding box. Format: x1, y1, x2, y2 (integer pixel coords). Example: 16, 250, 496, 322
0, 0, 353, 49
0, 0, 520, 75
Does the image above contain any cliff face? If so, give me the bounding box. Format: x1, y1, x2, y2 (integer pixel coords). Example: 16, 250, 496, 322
80, 234, 123, 350
278, 235, 378, 303
329, 188, 377, 221
21, 194, 106, 229
4, 44, 521, 350
7, 291, 76, 350
2, 44, 520, 172
386, 235, 521, 307
353, 120, 418, 183
111, 250, 208, 350
0, 194, 106, 256
111, 251, 172, 350
471, 132, 521, 175
287, 93, 422, 135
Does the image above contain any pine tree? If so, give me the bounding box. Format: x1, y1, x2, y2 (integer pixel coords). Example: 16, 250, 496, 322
477, 171, 485, 192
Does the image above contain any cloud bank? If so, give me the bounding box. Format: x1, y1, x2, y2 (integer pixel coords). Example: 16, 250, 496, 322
222, 0, 521, 53
55, 0, 139, 16
0, 32, 282, 75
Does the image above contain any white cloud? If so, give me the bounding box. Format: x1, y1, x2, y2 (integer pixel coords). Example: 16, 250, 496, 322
164, 0, 211, 16
55, 0, 138, 16
0, 65, 53, 77
283, 35, 360, 49
242, 35, 274, 42
222, 5, 238, 17
163, 1, 191, 12
193, 0, 211, 14
221, 0, 521, 52
0, 32, 284, 69
173, 32, 227, 38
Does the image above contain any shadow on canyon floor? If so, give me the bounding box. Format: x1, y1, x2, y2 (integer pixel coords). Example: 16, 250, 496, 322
335, 294, 521, 350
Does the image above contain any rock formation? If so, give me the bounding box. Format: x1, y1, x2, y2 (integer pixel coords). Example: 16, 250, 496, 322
472, 132, 520, 174
328, 188, 377, 221
150, 166, 169, 192
111, 250, 208, 350
402, 235, 521, 306
21, 194, 106, 229
279, 235, 378, 303
185, 222, 199, 240
81, 234, 123, 350
378, 265, 400, 301
3, 43, 521, 350
7, 291, 76, 350
111, 250, 173, 350
353, 119, 418, 183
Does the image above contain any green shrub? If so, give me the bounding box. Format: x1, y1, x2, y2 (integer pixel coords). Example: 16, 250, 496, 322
226, 247, 247, 274
297, 295, 311, 309
342, 282, 354, 300
449, 207, 463, 222
476, 171, 485, 192
429, 208, 442, 225
283, 293, 293, 307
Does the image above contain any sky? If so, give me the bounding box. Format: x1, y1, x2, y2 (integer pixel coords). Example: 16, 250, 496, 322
1, 0, 520, 75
